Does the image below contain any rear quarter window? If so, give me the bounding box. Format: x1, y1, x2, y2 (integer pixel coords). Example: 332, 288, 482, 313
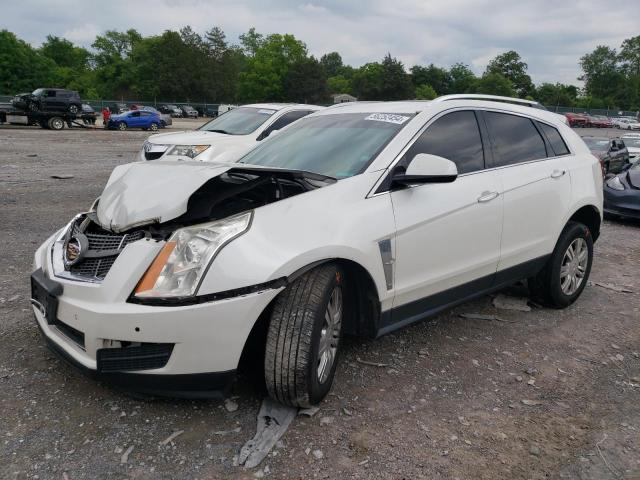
537, 122, 570, 156
485, 112, 547, 166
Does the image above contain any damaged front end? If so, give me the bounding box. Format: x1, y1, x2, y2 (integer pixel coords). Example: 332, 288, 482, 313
55, 164, 336, 295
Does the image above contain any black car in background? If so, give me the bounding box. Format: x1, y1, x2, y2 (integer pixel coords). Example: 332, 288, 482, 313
195, 105, 219, 117
582, 136, 630, 174
604, 160, 640, 219
12, 88, 82, 114
159, 104, 182, 117
109, 103, 128, 114
80, 104, 97, 125
180, 105, 199, 118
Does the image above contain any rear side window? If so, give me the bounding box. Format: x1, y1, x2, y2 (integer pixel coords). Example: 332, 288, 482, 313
262, 110, 312, 138
485, 112, 547, 166
537, 122, 570, 156
403, 110, 484, 174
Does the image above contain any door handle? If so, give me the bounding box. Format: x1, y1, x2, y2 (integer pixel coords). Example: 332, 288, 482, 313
551, 169, 566, 179
477, 191, 499, 203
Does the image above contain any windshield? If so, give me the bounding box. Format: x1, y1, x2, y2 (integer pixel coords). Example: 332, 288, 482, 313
32, 88, 44, 95
622, 138, 640, 148
583, 138, 609, 151
199, 107, 276, 135
238, 112, 414, 179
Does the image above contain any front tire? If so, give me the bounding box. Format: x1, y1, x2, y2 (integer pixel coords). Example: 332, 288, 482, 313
118, 122, 127, 131
68, 104, 79, 114
529, 221, 593, 308
265, 264, 344, 407
149, 122, 159, 131
48, 117, 65, 130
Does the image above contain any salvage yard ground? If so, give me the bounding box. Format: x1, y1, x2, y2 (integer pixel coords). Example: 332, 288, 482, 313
0, 124, 639, 479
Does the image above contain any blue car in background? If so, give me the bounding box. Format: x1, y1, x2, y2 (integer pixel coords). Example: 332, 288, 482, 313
108, 110, 162, 131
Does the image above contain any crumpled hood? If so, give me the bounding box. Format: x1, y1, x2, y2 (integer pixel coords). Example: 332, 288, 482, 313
96, 161, 233, 232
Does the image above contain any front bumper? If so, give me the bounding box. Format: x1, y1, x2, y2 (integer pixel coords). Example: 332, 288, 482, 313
32, 235, 282, 397
603, 187, 640, 219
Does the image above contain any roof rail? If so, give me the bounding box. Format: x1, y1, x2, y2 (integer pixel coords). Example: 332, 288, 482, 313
432, 94, 543, 109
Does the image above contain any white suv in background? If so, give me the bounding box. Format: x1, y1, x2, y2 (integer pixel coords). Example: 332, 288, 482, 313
32, 95, 602, 407
139, 103, 323, 163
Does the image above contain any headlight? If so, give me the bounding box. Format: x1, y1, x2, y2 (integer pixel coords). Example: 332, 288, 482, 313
166, 144, 211, 159
605, 176, 625, 191
133, 212, 252, 298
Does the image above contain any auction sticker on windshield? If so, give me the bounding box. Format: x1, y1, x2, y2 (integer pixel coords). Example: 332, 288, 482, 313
364, 113, 410, 125
258, 109, 276, 115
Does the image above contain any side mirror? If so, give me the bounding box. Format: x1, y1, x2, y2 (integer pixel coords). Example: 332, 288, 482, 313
391, 154, 458, 188
258, 128, 280, 141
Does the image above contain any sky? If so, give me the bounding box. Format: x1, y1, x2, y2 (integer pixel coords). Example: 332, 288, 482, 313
3, 0, 639, 87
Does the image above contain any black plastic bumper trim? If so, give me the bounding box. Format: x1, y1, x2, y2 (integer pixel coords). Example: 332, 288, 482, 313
35, 316, 235, 399
129, 277, 288, 307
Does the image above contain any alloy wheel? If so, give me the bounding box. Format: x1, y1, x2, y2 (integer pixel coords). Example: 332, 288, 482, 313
560, 238, 588, 295
317, 286, 342, 383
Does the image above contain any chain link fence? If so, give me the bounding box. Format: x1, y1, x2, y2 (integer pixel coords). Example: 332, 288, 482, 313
2, 94, 639, 118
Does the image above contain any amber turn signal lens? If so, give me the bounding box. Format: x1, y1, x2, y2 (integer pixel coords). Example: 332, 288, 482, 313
134, 241, 176, 294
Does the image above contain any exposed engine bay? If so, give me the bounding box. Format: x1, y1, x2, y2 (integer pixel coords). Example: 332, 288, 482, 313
62, 167, 335, 281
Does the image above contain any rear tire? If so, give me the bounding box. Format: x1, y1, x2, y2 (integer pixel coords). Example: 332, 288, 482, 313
68, 104, 79, 114
265, 263, 344, 407
529, 221, 593, 308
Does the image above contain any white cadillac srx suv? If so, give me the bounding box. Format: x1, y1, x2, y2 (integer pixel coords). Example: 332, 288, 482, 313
31, 95, 603, 406
139, 103, 323, 163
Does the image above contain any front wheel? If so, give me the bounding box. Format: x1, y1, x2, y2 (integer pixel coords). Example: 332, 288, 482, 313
149, 122, 159, 131
118, 122, 127, 131
68, 104, 79, 114
265, 263, 344, 407
48, 117, 65, 130
529, 221, 593, 308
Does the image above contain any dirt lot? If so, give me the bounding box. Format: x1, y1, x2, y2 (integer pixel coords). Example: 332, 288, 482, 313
0, 124, 639, 480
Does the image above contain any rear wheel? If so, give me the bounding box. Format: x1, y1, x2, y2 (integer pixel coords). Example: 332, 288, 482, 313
118, 122, 127, 131
48, 117, 65, 130
68, 104, 79, 114
265, 263, 344, 407
529, 221, 593, 308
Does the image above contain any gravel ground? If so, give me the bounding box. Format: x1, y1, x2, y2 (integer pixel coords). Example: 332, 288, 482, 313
1, 124, 639, 480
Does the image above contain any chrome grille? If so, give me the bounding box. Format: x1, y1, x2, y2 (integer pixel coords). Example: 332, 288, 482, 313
66, 217, 145, 280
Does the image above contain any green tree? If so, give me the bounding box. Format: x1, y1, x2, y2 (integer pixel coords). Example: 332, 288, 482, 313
353, 54, 413, 100
579, 45, 623, 102
40, 35, 90, 70
0, 30, 58, 93
284, 56, 328, 103
239, 28, 264, 57
474, 72, 515, 97
619, 35, 640, 77
415, 84, 437, 100
237, 33, 307, 102
535, 83, 578, 107
411, 64, 451, 95
320, 52, 344, 78
485, 50, 533, 97
449, 63, 477, 93
91, 29, 142, 97
327, 75, 352, 94
205, 26, 228, 60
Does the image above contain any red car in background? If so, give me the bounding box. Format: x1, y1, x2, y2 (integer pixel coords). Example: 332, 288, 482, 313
586, 115, 614, 128
565, 112, 588, 127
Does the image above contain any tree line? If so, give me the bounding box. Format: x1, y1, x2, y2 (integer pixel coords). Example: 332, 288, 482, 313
1, 27, 639, 109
